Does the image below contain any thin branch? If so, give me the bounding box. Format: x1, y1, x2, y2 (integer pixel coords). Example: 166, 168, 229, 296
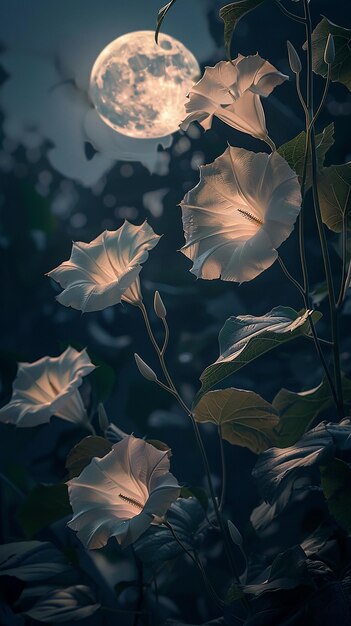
310, 64, 331, 128
218, 424, 226, 512
337, 213, 349, 309
303, 0, 344, 418
163, 520, 224, 609
274, 0, 306, 23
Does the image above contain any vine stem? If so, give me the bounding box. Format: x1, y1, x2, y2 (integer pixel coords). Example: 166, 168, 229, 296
303, 0, 344, 418
163, 520, 224, 609
274, 0, 306, 23
278, 256, 339, 409
137, 301, 248, 605
218, 424, 226, 512
337, 213, 350, 309
291, 48, 340, 412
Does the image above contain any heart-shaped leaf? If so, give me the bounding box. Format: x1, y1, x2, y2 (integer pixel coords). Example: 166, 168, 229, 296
252, 422, 335, 504
0, 541, 72, 581
134, 497, 207, 565
219, 0, 266, 58
321, 459, 351, 533
318, 163, 351, 232
194, 388, 279, 453
24, 585, 100, 623
274, 379, 333, 447
278, 123, 334, 191
309, 17, 351, 91
195, 307, 320, 405
65, 436, 112, 479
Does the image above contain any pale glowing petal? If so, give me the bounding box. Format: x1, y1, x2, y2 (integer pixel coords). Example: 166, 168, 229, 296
217, 91, 267, 140
47, 221, 161, 312
180, 55, 288, 142
68, 436, 180, 549
0, 347, 95, 427
180, 147, 301, 283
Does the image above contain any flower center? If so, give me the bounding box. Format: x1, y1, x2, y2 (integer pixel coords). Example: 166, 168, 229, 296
119, 493, 144, 510
237, 208, 263, 227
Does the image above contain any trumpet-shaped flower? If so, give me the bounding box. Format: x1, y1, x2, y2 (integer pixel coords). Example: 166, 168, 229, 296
180, 55, 288, 144
67, 435, 180, 549
0, 347, 95, 428
180, 147, 302, 283
47, 220, 160, 312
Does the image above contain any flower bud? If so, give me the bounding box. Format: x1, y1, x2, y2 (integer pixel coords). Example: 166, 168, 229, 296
227, 520, 243, 547
287, 41, 302, 74
134, 353, 158, 382
98, 403, 109, 432
154, 290, 167, 319
324, 34, 335, 65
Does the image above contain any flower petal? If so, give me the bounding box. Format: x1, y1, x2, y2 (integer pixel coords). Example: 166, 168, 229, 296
180, 146, 301, 283
180, 55, 287, 142
48, 221, 161, 311
0, 347, 95, 427
67, 436, 180, 549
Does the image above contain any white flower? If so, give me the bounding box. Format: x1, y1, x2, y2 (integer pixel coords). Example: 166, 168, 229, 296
0, 347, 95, 428
68, 435, 180, 549
47, 220, 160, 312
180, 146, 302, 283
180, 55, 288, 144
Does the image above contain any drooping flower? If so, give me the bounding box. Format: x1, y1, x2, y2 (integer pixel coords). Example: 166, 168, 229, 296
0, 347, 95, 428
67, 435, 180, 549
180, 55, 288, 144
47, 220, 160, 312
180, 146, 302, 283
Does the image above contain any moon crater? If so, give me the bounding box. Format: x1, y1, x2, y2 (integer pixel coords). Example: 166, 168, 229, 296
89, 31, 200, 139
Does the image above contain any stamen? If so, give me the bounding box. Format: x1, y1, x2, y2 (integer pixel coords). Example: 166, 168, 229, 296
119, 493, 144, 510
237, 208, 263, 226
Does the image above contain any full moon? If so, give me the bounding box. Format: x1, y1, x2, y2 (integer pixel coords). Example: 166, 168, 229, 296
89, 31, 200, 139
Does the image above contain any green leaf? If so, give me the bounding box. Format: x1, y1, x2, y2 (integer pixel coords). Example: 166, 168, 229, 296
220, 0, 266, 58
195, 307, 321, 405
135, 498, 207, 564
318, 163, 351, 232
25, 585, 100, 623
277, 123, 334, 191
0, 541, 72, 581
180, 486, 209, 511
309, 17, 351, 91
194, 388, 279, 453
17, 484, 72, 538
321, 459, 351, 533
65, 436, 112, 479
226, 582, 244, 604
274, 379, 333, 447
146, 439, 171, 454
155, 0, 177, 43
243, 546, 313, 596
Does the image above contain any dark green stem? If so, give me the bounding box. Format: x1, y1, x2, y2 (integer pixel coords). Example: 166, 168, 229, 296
163, 520, 224, 609
337, 213, 349, 309
303, 0, 344, 418
274, 0, 306, 23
